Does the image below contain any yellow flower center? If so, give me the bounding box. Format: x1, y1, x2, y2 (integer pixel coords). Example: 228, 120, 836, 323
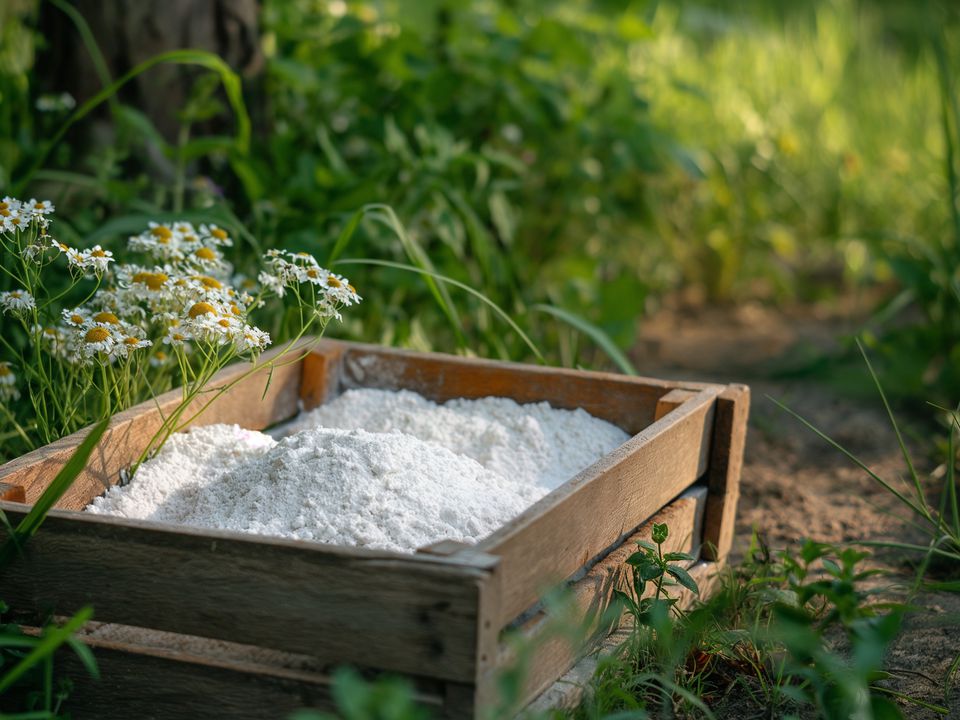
151, 226, 173, 240
306, 269, 320, 279
90, 249, 107, 257
194, 247, 217, 261
93, 311, 120, 325
211, 228, 228, 240
154, 351, 167, 361
230, 303, 242, 316
297, 252, 311, 258
195, 275, 222, 289
70, 313, 84, 324
0, 209, 9, 217
327, 276, 342, 288
84, 327, 110, 343
188, 302, 216, 318
43, 327, 57, 336
0, 202, 7, 210
132, 271, 169, 290
0, 364, 10, 376
123, 336, 141, 346
347, 284, 357, 294
217, 319, 231, 328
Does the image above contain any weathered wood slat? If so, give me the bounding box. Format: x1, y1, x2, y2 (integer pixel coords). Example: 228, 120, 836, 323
702, 384, 750, 562
299, 341, 348, 410
9, 631, 342, 720
0, 481, 25, 503
477, 390, 718, 628
0, 508, 490, 683
16, 631, 448, 720
521, 561, 716, 716
0, 340, 310, 509
485, 487, 708, 710
335, 343, 719, 435
654, 389, 698, 421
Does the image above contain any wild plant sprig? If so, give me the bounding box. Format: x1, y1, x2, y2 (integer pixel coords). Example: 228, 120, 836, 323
0, 203, 362, 468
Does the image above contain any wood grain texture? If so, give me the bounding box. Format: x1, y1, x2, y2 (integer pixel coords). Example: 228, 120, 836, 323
0, 507, 490, 683
487, 487, 708, 710
20, 632, 446, 720
334, 342, 723, 435
299, 341, 348, 410
0, 340, 310, 509
654, 389, 698, 421
701, 384, 750, 562
0, 481, 24, 503
477, 389, 718, 628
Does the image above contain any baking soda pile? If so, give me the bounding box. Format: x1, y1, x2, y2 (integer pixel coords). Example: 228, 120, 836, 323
86, 389, 630, 552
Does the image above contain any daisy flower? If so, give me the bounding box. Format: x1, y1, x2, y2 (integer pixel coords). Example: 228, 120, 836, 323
0, 289, 36, 316
25, 199, 54, 217
0, 362, 20, 403
199, 223, 233, 246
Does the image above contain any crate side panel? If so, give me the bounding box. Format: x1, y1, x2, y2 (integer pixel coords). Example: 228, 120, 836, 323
0, 342, 307, 509
478, 391, 717, 628
0, 511, 486, 683
488, 486, 708, 710
20, 640, 344, 720
702, 384, 750, 562
338, 345, 703, 434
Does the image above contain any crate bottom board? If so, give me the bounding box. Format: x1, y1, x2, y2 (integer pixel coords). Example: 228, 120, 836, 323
17, 563, 715, 720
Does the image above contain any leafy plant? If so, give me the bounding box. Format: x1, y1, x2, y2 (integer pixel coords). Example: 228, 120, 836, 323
615, 521, 700, 628
290, 667, 430, 720
765, 541, 912, 719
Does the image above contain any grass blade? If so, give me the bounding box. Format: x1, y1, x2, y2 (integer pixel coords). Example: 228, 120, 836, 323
532, 303, 638, 375
0, 417, 109, 567
325, 208, 365, 267
335, 258, 545, 363
15, 50, 249, 194
365, 205, 467, 346
0, 607, 93, 695
768, 395, 933, 524
856, 339, 928, 517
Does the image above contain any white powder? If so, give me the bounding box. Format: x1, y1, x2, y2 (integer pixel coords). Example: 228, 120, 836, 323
87, 389, 630, 552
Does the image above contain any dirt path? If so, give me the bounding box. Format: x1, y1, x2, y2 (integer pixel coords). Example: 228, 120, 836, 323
630, 302, 960, 718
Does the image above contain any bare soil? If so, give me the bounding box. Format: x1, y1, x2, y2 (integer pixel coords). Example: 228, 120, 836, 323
631, 300, 960, 719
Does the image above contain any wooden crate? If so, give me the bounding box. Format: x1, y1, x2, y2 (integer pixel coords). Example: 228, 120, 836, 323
0, 340, 749, 718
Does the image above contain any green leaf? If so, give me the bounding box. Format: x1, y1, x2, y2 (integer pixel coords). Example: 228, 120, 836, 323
531, 303, 638, 375
0, 418, 110, 567
16, 49, 250, 194
663, 551, 695, 562
325, 208, 366, 267
65, 636, 100, 680
335, 258, 544, 363
639, 560, 663, 582
666, 565, 700, 594
0, 607, 93, 694
822, 559, 841, 577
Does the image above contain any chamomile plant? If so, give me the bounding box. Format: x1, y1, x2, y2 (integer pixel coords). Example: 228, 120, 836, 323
0, 198, 360, 467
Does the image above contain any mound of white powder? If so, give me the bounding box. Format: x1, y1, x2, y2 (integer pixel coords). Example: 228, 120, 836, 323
86, 389, 630, 552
